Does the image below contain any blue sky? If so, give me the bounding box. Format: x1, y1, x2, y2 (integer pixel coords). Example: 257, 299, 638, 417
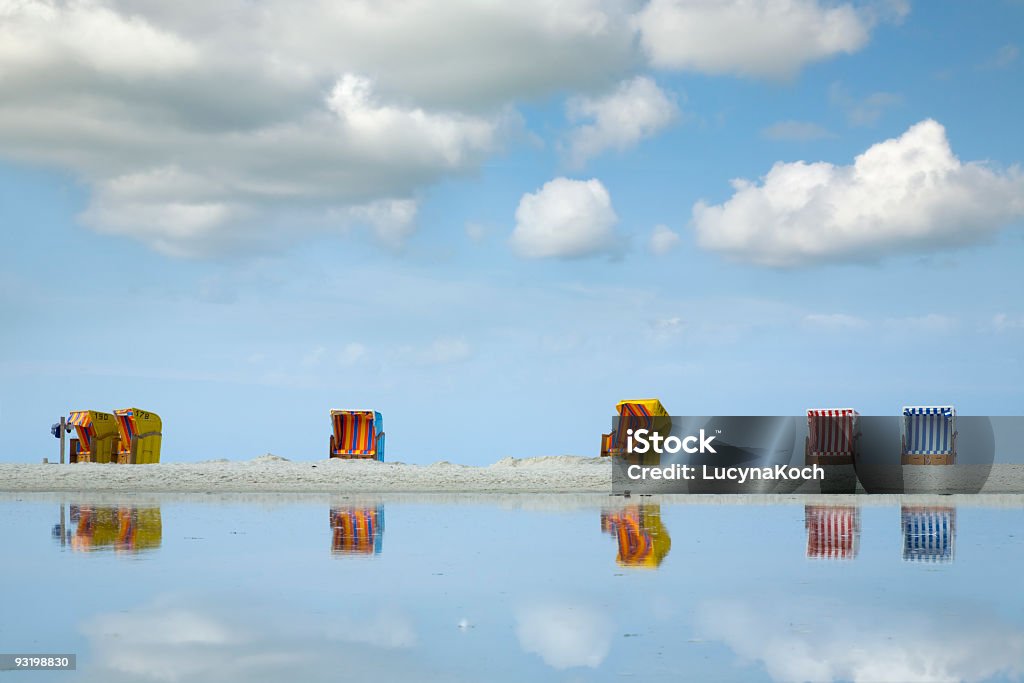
2, 0, 1023, 464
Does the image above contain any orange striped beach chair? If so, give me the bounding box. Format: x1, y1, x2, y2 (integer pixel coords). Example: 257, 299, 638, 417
330, 506, 384, 555
330, 410, 385, 460
600, 399, 670, 457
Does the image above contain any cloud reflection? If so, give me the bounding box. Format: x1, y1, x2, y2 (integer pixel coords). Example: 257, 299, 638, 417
697, 597, 1024, 683
516, 603, 613, 669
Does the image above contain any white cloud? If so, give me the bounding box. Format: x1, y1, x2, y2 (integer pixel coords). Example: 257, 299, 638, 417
565, 76, 678, 166
803, 313, 868, 330
516, 603, 612, 669
993, 313, 1024, 332
649, 224, 682, 254
511, 177, 619, 258
980, 44, 1019, 70
697, 597, 1024, 683
761, 120, 836, 141
339, 343, 368, 366
421, 337, 472, 365
693, 119, 1024, 266
0, 0, 638, 256
635, 0, 887, 78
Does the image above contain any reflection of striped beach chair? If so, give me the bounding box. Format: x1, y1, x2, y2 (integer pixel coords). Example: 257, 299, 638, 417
113, 408, 163, 464
600, 399, 670, 457
902, 506, 955, 563
901, 406, 956, 465
805, 409, 859, 466
330, 410, 385, 460
805, 506, 860, 559
600, 504, 671, 568
68, 410, 120, 463
330, 506, 384, 555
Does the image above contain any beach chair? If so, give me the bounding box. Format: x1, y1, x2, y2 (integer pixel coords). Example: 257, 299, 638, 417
113, 408, 163, 464
600, 399, 670, 457
68, 505, 162, 553
600, 504, 671, 568
330, 410, 385, 460
67, 410, 120, 463
805, 505, 860, 560
330, 506, 384, 554
902, 506, 955, 563
901, 406, 956, 465
805, 409, 859, 465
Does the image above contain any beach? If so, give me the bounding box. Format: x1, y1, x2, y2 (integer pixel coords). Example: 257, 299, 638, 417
4, 456, 1024, 494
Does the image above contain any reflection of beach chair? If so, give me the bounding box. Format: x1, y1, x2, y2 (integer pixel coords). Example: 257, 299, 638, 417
902, 506, 955, 563
113, 408, 163, 464
901, 406, 956, 465
805, 505, 860, 560
67, 505, 162, 553
600, 504, 671, 568
330, 506, 384, 555
600, 399, 670, 457
330, 410, 385, 460
68, 411, 120, 463
805, 409, 858, 466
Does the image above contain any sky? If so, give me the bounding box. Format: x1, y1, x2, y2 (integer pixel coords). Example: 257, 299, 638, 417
1, 0, 1023, 464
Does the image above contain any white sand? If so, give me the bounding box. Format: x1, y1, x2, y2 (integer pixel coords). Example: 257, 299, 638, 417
0, 455, 613, 493
3, 456, 1024, 494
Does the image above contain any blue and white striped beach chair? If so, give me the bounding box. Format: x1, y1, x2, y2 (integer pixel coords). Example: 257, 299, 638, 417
901, 406, 956, 465
902, 506, 955, 563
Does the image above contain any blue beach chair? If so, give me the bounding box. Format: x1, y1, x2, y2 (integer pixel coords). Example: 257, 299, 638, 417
902, 506, 955, 563
901, 406, 956, 465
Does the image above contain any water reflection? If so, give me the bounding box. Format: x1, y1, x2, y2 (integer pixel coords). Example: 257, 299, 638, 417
330, 505, 384, 555
902, 505, 956, 563
804, 505, 860, 560
600, 503, 671, 568
52, 504, 162, 553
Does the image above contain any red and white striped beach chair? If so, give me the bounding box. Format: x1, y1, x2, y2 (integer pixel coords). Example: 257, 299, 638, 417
805, 409, 859, 465
805, 505, 860, 560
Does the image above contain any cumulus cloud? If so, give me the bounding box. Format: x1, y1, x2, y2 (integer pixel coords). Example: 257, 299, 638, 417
516, 603, 613, 669
565, 76, 678, 166
0, 0, 639, 256
649, 224, 682, 254
634, 0, 898, 78
693, 119, 1024, 266
697, 597, 1024, 683
511, 177, 619, 258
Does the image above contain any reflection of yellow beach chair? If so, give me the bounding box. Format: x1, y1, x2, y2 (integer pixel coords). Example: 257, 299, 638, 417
805, 505, 860, 560
68, 410, 119, 463
600, 399, 670, 458
330, 506, 384, 554
330, 410, 385, 460
68, 505, 162, 553
600, 504, 671, 568
113, 408, 162, 464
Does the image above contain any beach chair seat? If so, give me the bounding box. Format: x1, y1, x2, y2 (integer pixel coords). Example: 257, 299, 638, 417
902, 506, 955, 563
330, 410, 385, 460
805, 409, 858, 465
68, 410, 120, 463
600, 399, 670, 457
901, 406, 956, 465
113, 408, 163, 464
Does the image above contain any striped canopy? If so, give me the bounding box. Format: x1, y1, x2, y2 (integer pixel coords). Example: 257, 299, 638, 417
903, 406, 955, 455
902, 507, 955, 563
806, 409, 858, 457
805, 505, 860, 560
330, 506, 384, 554
330, 410, 382, 457
69, 411, 92, 427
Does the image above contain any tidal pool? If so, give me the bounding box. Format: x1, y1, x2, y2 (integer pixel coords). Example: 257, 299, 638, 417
1, 495, 1022, 682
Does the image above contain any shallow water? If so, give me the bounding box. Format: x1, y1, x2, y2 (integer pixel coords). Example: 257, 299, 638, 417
1, 496, 1023, 682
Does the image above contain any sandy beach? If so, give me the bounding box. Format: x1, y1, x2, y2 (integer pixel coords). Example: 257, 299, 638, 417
3, 455, 1024, 494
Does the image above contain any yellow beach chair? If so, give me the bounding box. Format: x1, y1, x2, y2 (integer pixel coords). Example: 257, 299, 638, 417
600, 399, 670, 457
113, 408, 163, 464
68, 410, 119, 463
